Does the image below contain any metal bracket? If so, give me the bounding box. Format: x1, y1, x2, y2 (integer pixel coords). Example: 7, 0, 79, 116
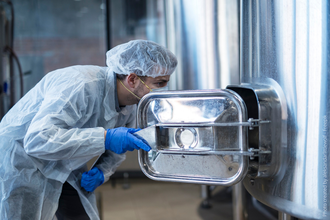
248, 148, 271, 160
247, 118, 269, 130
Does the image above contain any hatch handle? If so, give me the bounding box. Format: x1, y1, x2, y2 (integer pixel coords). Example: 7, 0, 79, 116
156, 118, 270, 130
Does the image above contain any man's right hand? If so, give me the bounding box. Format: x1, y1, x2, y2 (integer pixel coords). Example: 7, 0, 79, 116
105, 127, 151, 154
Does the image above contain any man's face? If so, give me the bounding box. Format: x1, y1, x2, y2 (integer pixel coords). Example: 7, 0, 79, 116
133, 75, 170, 100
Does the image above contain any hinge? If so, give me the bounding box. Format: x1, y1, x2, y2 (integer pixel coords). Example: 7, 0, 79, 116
248, 148, 271, 160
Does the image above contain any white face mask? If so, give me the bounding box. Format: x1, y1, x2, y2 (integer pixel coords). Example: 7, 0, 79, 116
151, 85, 169, 92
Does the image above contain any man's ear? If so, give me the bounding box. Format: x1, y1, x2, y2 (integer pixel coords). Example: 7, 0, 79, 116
126, 73, 139, 89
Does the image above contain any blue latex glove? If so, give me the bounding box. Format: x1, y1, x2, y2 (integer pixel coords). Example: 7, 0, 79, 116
105, 127, 151, 154
81, 167, 104, 192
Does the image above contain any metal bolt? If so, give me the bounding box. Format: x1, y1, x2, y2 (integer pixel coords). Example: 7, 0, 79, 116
250, 178, 255, 186
228, 167, 233, 171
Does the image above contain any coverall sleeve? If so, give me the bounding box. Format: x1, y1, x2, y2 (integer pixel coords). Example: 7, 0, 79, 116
93, 110, 137, 182
24, 80, 105, 162
93, 151, 126, 182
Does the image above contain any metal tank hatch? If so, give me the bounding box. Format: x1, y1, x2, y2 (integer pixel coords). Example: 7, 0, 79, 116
136, 82, 286, 186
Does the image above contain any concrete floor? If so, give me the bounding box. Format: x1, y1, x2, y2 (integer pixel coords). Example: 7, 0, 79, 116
95, 178, 280, 220
96, 178, 229, 220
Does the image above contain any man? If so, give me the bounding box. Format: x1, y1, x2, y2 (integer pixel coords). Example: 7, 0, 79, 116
0, 40, 178, 219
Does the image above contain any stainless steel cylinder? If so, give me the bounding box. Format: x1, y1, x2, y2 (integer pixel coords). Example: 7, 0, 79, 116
278, 212, 294, 220
233, 182, 248, 220
241, 0, 330, 219
165, 0, 240, 90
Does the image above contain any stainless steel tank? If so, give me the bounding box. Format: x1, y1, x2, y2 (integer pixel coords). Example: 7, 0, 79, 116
240, 0, 329, 219
136, 0, 329, 219
164, 0, 240, 90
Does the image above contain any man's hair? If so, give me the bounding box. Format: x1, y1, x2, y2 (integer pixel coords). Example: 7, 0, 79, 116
116, 73, 147, 82
116, 73, 127, 81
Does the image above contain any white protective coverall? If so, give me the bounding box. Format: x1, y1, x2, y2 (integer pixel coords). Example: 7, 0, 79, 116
0, 65, 136, 219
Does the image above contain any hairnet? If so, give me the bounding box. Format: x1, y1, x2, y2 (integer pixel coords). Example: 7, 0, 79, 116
106, 40, 178, 78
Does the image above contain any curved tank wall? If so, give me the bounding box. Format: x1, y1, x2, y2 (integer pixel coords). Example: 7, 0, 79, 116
240, 0, 330, 219
164, 0, 329, 218
164, 0, 240, 90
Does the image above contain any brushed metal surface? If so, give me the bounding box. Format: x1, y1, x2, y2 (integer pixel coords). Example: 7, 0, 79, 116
228, 81, 287, 180
164, 0, 240, 90
137, 90, 249, 186
240, 0, 330, 219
